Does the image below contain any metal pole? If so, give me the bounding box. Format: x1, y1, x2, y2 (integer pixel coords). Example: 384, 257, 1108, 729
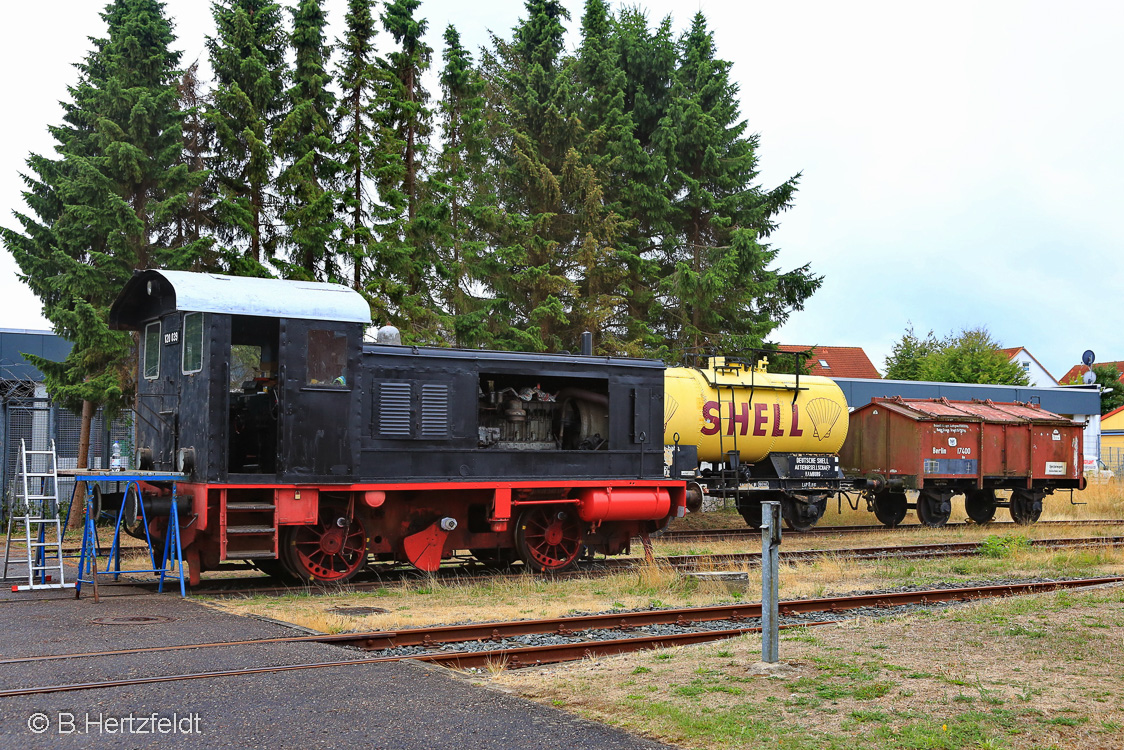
761, 501, 781, 663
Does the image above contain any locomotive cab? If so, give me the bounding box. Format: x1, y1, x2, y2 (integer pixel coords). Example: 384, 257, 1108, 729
110, 269, 370, 483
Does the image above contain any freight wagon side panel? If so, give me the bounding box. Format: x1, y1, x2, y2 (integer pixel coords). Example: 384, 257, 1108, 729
1032, 425, 1083, 480
919, 421, 981, 483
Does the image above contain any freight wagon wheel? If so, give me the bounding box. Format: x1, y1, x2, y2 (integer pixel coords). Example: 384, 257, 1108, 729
280, 504, 369, 583
964, 490, 997, 524
1009, 491, 1043, 525
514, 507, 583, 572
872, 491, 908, 528
915, 491, 951, 528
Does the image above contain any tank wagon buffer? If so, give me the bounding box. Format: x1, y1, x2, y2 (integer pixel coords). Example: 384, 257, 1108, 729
840, 397, 1088, 528
109, 269, 687, 585
663, 355, 851, 532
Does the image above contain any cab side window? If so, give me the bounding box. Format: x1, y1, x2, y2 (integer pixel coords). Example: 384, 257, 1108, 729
307, 329, 348, 387
143, 321, 160, 379
182, 312, 204, 374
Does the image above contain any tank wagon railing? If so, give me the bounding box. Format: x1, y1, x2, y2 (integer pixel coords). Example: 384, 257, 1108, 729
700, 348, 813, 513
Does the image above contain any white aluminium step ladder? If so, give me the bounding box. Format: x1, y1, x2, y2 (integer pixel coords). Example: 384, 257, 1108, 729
3, 440, 74, 591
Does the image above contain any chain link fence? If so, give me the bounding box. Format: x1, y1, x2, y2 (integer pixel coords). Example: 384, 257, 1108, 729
2, 397, 133, 523
1102, 446, 1124, 477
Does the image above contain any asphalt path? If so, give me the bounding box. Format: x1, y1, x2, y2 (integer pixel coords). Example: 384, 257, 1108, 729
0, 582, 674, 749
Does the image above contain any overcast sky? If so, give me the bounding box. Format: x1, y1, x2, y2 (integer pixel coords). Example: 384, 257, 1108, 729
1, 0, 1121, 380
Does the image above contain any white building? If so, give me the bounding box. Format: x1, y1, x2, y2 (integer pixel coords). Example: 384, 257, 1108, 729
1002, 347, 1058, 387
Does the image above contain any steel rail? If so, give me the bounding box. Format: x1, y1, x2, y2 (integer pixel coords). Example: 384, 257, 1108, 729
659, 518, 1124, 542
2, 576, 1119, 671
663, 536, 1124, 569
4, 535, 1120, 603
3, 575, 1122, 696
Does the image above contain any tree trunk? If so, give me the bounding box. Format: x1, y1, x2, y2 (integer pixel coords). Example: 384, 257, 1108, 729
69, 399, 96, 530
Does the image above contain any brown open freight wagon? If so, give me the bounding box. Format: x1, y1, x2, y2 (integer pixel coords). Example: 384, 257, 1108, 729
840, 397, 1086, 527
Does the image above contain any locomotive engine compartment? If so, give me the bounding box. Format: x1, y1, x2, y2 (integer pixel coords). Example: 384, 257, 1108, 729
476, 375, 609, 451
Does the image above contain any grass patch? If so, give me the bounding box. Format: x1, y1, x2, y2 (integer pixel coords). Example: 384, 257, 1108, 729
978, 534, 1031, 558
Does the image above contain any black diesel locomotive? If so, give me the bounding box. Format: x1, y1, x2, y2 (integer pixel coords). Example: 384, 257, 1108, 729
109, 270, 688, 584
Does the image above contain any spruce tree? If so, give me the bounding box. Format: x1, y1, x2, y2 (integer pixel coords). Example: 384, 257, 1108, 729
276, 0, 341, 281
480, 0, 619, 352
574, 0, 647, 354
2, 0, 195, 480
609, 8, 676, 355
377, 0, 440, 340
429, 24, 490, 347
206, 0, 287, 271
334, 0, 379, 292
657, 12, 819, 362
161, 60, 220, 270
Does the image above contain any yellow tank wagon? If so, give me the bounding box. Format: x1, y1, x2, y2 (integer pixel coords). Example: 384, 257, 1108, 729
663, 356, 851, 531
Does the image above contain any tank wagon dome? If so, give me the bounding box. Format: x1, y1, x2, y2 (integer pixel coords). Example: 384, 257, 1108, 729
109, 269, 371, 329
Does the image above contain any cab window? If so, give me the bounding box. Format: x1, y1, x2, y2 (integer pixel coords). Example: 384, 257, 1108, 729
143, 321, 160, 379
307, 330, 348, 387
182, 312, 204, 374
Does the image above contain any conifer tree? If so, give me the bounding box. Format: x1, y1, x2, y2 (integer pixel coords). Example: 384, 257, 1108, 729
574, 0, 647, 354
429, 24, 490, 347
277, 0, 341, 281
161, 60, 220, 269
657, 12, 818, 362
334, 0, 379, 292
609, 8, 676, 355
377, 0, 440, 340
206, 0, 287, 271
2, 0, 195, 478
480, 0, 619, 352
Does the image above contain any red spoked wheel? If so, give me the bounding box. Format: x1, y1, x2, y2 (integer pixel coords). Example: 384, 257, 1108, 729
280, 503, 369, 583
514, 506, 584, 572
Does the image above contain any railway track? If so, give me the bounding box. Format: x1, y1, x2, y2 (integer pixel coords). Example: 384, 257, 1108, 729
660, 518, 1124, 542
2, 576, 1120, 697
6, 535, 1121, 602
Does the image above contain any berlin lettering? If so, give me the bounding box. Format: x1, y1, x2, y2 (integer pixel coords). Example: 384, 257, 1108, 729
700, 401, 804, 438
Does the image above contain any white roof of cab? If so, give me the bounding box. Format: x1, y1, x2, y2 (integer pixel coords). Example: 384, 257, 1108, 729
113, 270, 371, 325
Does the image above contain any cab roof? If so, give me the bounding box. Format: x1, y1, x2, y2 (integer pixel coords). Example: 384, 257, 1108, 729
110, 270, 372, 329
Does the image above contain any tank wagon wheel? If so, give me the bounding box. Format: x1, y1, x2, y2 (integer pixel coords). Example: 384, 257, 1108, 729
738, 500, 764, 530
916, 491, 952, 528
279, 503, 369, 583
964, 489, 997, 524
872, 491, 908, 528
514, 506, 583, 572
781, 495, 828, 533
1009, 490, 1043, 525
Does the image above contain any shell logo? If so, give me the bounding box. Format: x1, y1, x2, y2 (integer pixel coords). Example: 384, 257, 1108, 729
807, 398, 842, 441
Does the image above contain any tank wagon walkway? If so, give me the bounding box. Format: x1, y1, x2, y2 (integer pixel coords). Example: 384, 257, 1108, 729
0, 584, 672, 749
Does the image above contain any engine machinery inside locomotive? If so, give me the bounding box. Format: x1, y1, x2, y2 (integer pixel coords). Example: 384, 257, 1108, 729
476, 376, 609, 451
